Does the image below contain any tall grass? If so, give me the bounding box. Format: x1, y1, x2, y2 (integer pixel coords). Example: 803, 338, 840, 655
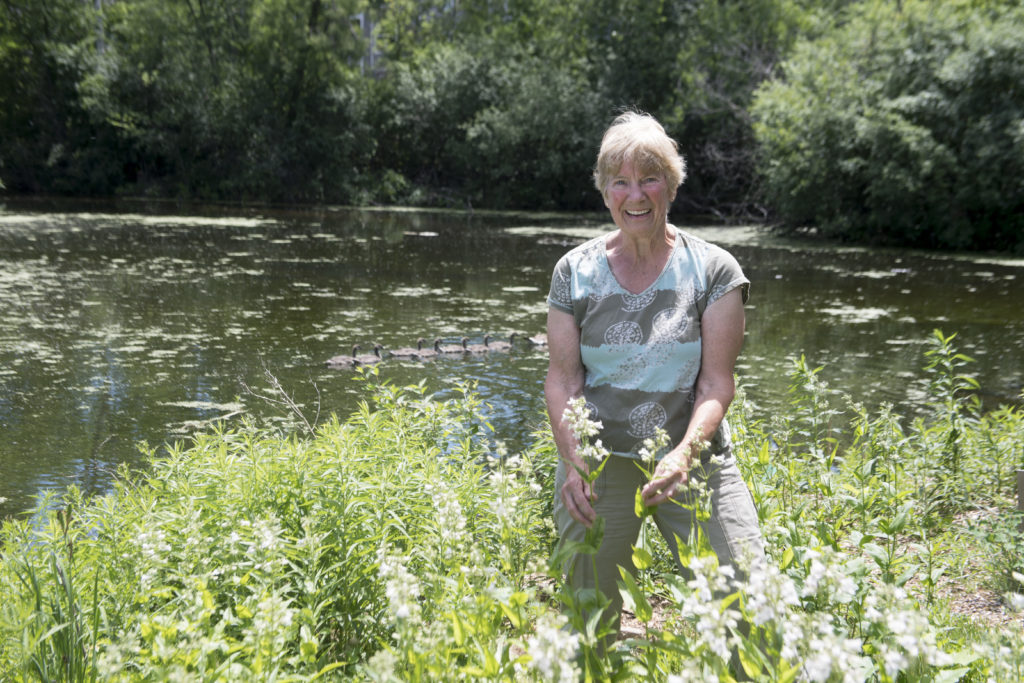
1, 332, 1022, 681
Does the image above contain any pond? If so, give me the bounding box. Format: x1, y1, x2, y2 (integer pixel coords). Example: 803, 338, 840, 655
2, 198, 1023, 520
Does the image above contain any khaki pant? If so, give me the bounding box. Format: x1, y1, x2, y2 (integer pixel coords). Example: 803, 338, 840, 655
553, 452, 765, 635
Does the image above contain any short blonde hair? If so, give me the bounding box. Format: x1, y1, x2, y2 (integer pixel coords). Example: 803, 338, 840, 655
593, 112, 686, 196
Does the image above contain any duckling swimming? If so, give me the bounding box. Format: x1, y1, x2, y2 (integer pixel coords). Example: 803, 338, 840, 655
390, 338, 426, 358
415, 338, 444, 359
326, 344, 360, 368
354, 343, 384, 365
484, 332, 517, 352
461, 336, 489, 354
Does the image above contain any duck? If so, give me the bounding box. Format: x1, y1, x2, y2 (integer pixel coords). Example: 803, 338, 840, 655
415, 338, 444, 359
461, 336, 489, 354
438, 338, 465, 354
527, 332, 548, 347
389, 338, 427, 358
354, 343, 384, 366
484, 332, 518, 352
326, 344, 360, 368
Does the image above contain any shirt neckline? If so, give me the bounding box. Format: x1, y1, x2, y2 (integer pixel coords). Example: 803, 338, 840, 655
602, 225, 680, 296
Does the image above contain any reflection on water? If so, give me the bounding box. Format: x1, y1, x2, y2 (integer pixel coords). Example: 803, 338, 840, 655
1, 199, 1022, 519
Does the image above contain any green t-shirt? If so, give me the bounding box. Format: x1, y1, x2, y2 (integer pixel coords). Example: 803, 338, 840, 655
547, 226, 749, 459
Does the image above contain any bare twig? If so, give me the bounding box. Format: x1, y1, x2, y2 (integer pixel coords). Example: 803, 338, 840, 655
240, 360, 321, 437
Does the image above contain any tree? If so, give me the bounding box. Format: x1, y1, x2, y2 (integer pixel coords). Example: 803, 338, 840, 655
752, 0, 1024, 251
81, 0, 372, 201
0, 0, 119, 193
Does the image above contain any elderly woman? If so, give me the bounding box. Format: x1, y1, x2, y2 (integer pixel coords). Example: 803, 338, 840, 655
545, 112, 765, 641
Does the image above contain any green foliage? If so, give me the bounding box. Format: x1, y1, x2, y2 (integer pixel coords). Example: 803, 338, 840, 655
0, 0, 122, 194
364, 38, 604, 209
0, 377, 553, 679
3, 0, 1022, 251
752, 0, 1024, 251
76, 0, 374, 201
668, 0, 812, 215
969, 512, 1024, 595
2, 331, 1024, 680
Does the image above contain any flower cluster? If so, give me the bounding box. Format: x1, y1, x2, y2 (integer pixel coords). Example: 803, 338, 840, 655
861, 583, 953, 677
523, 613, 580, 683
562, 397, 610, 462
563, 397, 602, 441
488, 469, 521, 528
744, 561, 800, 626
801, 547, 858, 604
638, 426, 671, 465
377, 547, 422, 624
678, 556, 743, 661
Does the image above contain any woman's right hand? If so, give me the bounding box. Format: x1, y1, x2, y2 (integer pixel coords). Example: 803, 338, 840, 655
561, 463, 597, 528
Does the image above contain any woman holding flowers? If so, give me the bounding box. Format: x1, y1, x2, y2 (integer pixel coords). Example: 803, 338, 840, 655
545, 111, 765, 640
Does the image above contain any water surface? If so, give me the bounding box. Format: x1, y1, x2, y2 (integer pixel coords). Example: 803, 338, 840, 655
1, 199, 1021, 519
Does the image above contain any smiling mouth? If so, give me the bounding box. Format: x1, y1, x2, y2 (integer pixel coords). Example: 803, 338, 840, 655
625, 209, 651, 217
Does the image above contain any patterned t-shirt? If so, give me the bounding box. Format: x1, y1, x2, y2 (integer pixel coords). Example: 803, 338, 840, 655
547, 226, 750, 459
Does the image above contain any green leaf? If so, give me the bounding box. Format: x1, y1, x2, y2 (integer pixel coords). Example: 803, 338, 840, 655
933, 667, 971, 683
896, 563, 920, 587
617, 568, 652, 623
780, 546, 794, 570
634, 487, 655, 519
451, 612, 465, 646
738, 637, 766, 678
777, 661, 802, 683
498, 601, 522, 629
631, 545, 653, 571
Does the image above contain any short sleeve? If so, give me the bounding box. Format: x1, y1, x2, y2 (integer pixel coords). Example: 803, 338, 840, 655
703, 245, 750, 311
547, 255, 574, 313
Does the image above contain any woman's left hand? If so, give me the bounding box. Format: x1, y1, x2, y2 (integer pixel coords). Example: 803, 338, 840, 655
640, 454, 690, 506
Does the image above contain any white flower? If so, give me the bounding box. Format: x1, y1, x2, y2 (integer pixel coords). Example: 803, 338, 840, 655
253, 593, 294, 634
432, 486, 467, 549
563, 397, 603, 440
377, 547, 422, 624
524, 614, 580, 683
883, 645, 909, 678
668, 660, 717, 682
800, 547, 856, 604
744, 563, 800, 626
638, 427, 670, 465
364, 648, 399, 681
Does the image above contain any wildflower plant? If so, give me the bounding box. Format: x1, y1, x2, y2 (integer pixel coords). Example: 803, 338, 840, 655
1, 332, 1022, 681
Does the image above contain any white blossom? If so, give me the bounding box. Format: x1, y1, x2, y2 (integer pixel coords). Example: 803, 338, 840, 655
523, 614, 580, 683
377, 547, 422, 625
563, 397, 603, 441
744, 563, 800, 626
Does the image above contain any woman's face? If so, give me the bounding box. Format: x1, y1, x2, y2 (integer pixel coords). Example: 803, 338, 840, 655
603, 158, 675, 239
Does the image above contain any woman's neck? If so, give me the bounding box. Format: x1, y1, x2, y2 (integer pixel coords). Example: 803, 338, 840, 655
606, 225, 675, 294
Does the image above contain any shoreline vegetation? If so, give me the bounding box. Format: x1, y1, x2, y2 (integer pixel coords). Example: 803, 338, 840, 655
2, 330, 1023, 681
3, 0, 1023, 252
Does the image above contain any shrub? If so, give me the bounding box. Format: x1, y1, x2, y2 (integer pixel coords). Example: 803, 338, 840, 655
752, 0, 1024, 251
2, 336, 1024, 681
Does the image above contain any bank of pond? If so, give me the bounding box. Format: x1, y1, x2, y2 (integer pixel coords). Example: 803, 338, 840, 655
1, 333, 1022, 681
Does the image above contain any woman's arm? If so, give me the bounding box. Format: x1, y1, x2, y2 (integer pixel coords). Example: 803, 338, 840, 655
641, 287, 746, 506
544, 307, 597, 527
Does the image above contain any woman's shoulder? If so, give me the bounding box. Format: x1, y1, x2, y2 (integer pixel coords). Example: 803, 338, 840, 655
671, 225, 739, 262
556, 232, 608, 267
